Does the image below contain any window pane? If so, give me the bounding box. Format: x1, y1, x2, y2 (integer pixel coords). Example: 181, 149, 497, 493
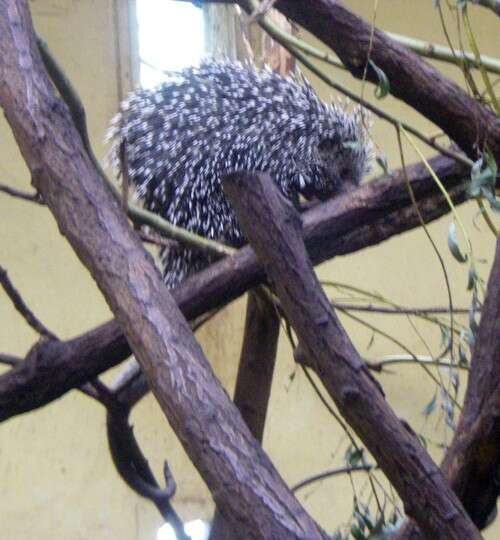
136, 0, 204, 88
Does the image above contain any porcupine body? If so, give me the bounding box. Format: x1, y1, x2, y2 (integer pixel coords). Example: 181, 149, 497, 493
109, 60, 373, 288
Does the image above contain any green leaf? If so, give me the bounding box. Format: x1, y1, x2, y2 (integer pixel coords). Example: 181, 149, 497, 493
369, 60, 390, 99
440, 324, 451, 350
351, 524, 367, 540
458, 341, 469, 367
417, 434, 428, 449
468, 288, 480, 335
469, 151, 500, 213
367, 331, 375, 350
422, 392, 437, 417
447, 222, 467, 263
467, 266, 477, 290
345, 446, 364, 466
376, 155, 390, 175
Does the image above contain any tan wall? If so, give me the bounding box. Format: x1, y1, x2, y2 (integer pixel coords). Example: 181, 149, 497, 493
1, 1, 498, 538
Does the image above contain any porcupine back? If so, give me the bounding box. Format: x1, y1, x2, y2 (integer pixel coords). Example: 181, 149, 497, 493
108, 60, 372, 288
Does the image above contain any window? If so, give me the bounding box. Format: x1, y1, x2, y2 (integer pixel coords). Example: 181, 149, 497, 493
157, 519, 210, 540
136, 0, 204, 88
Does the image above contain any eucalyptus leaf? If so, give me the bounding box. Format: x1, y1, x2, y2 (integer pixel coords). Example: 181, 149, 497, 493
376, 155, 390, 176
369, 60, 390, 99
422, 392, 437, 417
447, 222, 467, 263
345, 446, 364, 466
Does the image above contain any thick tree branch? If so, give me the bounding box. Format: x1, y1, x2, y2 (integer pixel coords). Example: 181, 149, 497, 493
247, 0, 500, 162
223, 170, 481, 540
0, 3, 328, 538
209, 291, 280, 540
0, 154, 469, 421
394, 237, 500, 538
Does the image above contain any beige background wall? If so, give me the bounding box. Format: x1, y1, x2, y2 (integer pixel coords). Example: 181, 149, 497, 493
1, 1, 498, 539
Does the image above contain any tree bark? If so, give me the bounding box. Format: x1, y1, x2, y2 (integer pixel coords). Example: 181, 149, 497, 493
0, 3, 328, 538
223, 171, 482, 540
394, 237, 500, 539
209, 291, 280, 540
241, 0, 500, 161
0, 155, 468, 421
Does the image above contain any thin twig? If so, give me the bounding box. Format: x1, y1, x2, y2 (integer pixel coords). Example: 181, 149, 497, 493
387, 31, 500, 76
0, 353, 22, 366
330, 302, 475, 316
139, 230, 179, 249
365, 355, 470, 373
0, 183, 44, 204
292, 464, 376, 493
0, 265, 57, 339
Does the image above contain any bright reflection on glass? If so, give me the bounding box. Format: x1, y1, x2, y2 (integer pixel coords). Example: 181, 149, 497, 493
136, 0, 204, 88
157, 519, 210, 540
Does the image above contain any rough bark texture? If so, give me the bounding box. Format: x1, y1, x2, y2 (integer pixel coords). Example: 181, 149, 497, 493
247, 0, 500, 161
231, 293, 280, 441
209, 291, 280, 540
0, 324, 129, 421
0, 155, 468, 421
0, 3, 329, 538
223, 171, 482, 540
395, 238, 500, 540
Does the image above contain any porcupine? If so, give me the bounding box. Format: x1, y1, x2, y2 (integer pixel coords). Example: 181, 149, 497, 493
108, 60, 373, 288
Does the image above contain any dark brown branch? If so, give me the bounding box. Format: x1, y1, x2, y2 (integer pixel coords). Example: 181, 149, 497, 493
36, 37, 92, 155
242, 0, 500, 162
394, 237, 500, 538
0, 265, 57, 339
0, 154, 468, 422
0, 322, 130, 421
223, 171, 481, 540
0, 353, 21, 366
103, 310, 220, 534
231, 291, 280, 441
209, 290, 280, 540
106, 364, 190, 540
0, 4, 328, 538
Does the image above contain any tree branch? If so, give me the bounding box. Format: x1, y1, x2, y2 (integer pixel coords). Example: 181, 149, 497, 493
394, 236, 500, 538
0, 154, 469, 421
209, 290, 280, 540
0, 265, 57, 339
223, 170, 481, 540
0, 183, 44, 204
0, 3, 328, 538
257, 0, 500, 161
106, 363, 190, 540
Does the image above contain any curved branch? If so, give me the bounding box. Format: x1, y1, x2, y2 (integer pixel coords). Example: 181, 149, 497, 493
222, 170, 481, 539
394, 237, 500, 538
267, 0, 500, 161
106, 364, 190, 540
